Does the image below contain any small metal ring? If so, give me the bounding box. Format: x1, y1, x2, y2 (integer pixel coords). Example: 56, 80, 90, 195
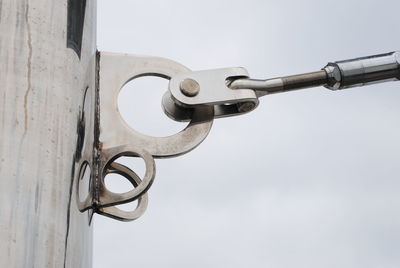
97, 162, 148, 222
98, 147, 155, 207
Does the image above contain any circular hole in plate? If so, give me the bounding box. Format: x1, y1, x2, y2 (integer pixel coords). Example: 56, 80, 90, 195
115, 200, 139, 212
104, 173, 135, 194
78, 162, 91, 202
118, 76, 188, 137
104, 156, 146, 194
114, 156, 146, 179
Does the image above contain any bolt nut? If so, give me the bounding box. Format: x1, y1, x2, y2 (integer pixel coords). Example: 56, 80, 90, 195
180, 78, 200, 97
323, 63, 342, 90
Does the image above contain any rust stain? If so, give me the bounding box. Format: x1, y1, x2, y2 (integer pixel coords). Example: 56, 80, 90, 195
23, 0, 32, 138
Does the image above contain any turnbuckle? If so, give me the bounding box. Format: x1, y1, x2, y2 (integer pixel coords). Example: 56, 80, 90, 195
163, 51, 400, 122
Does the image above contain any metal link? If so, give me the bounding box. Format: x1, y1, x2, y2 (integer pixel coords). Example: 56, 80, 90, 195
97, 162, 148, 222
324, 51, 400, 90
166, 68, 259, 121
164, 51, 400, 122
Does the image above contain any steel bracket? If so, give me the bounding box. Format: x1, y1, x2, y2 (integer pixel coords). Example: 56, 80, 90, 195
76, 52, 214, 221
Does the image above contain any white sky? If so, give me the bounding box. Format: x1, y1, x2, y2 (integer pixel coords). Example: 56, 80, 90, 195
94, 1, 400, 267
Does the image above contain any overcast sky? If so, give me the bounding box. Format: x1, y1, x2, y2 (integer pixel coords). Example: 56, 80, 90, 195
94, 1, 400, 267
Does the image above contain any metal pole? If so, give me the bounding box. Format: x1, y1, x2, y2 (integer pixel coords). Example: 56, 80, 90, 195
0, 0, 96, 267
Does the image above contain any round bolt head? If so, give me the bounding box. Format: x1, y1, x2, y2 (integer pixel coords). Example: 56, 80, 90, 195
180, 78, 200, 97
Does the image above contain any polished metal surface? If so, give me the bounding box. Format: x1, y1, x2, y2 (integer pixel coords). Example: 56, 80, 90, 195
94, 51, 398, 222
0, 0, 96, 267
230, 70, 328, 96
90, 50, 400, 222
167, 68, 259, 121
324, 51, 400, 90
180, 78, 201, 97
163, 51, 400, 122
97, 162, 149, 222
88, 52, 214, 221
